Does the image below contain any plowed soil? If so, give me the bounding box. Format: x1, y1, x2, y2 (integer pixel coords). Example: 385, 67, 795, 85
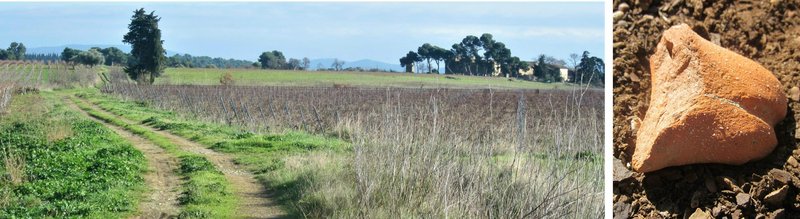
613, 0, 800, 218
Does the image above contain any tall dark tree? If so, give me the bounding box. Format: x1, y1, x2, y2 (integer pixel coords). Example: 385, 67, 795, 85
479, 33, 497, 74
417, 43, 436, 73
461, 35, 483, 75
430, 46, 450, 74
575, 51, 604, 85
399, 51, 421, 73
123, 8, 166, 84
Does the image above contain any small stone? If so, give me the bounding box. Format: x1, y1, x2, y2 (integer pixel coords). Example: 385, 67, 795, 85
769, 169, 791, 185
629, 71, 641, 82
722, 177, 742, 192
791, 175, 800, 189
764, 185, 789, 206
736, 193, 751, 206
711, 205, 723, 217
796, 128, 800, 140
788, 156, 799, 167
632, 24, 787, 172
710, 33, 722, 46
617, 195, 630, 203
618, 3, 630, 12
789, 87, 800, 101
792, 194, 800, 210
613, 11, 624, 21
689, 208, 711, 219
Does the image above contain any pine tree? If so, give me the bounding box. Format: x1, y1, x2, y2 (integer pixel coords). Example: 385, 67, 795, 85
123, 8, 166, 84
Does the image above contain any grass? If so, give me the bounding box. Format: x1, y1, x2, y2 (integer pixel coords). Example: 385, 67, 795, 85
67, 95, 236, 218
156, 67, 576, 89
0, 92, 145, 218
77, 89, 351, 216
77, 88, 603, 217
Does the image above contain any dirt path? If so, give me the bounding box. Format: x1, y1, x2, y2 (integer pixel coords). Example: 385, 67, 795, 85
63, 98, 181, 219
73, 97, 287, 219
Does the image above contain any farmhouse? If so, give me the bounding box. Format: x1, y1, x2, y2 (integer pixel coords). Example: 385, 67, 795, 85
560, 68, 570, 82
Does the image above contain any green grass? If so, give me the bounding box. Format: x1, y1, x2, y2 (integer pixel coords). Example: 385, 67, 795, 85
67, 95, 236, 218
157, 67, 574, 89
0, 92, 145, 218
76, 89, 349, 217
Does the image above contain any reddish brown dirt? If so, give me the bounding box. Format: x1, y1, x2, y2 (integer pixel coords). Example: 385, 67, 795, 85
613, 0, 800, 218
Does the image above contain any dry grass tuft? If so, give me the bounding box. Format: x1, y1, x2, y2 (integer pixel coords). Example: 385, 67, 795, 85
46, 121, 74, 142
2, 152, 26, 186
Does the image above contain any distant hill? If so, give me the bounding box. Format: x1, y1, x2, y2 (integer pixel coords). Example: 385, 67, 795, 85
310, 58, 403, 72
26, 44, 181, 56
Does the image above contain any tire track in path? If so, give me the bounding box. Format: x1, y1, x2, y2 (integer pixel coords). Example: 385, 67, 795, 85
63, 98, 181, 219
74, 96, 287, 219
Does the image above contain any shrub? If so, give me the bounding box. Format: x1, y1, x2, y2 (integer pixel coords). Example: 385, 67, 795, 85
219, 72, 234, 86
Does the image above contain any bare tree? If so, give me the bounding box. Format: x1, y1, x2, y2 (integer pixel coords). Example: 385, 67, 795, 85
331, 58, 346, 71
568, 53, 580, 70
302, 57, 311, 70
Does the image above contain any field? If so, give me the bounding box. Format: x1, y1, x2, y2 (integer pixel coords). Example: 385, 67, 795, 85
156, 67, 577, 89
1, 62, 603, 218
613, 0, 800, 218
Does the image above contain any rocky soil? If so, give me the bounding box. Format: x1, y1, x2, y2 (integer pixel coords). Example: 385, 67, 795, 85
613, 0, 800, 218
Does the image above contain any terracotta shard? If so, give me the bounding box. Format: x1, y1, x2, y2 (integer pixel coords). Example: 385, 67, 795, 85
633, 24, 787, 173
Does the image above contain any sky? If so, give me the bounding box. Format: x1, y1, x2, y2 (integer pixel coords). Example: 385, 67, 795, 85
0, 2, 605, 64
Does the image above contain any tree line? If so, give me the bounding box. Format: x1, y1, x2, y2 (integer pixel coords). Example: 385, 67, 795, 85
0, 42, 27, 60
25, 53, 60, 62
399, 33, 605, 85
257, 50, 312, 70
399, 34, 531, 78
60, 47, 127, 68
167, 54, 254, 69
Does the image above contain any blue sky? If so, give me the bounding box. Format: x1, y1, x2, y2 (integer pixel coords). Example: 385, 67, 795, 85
0, 2, 605, 64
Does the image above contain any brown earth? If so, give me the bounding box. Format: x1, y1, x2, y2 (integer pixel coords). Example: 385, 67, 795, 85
70, 97, 287, 219
63, 98, 182, 218
614, 0, 800, 218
